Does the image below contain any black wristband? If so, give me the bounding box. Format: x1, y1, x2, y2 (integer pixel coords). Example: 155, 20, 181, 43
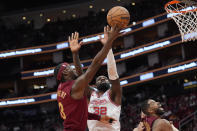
109, 118, 113, 123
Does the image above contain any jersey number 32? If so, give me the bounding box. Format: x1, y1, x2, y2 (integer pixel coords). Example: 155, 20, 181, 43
93, 107, 107, 115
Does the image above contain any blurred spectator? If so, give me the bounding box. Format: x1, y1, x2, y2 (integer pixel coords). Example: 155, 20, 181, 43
0, 0, 169, 51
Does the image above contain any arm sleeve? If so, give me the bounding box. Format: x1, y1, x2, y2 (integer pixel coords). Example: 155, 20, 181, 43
107, 49, 119, 80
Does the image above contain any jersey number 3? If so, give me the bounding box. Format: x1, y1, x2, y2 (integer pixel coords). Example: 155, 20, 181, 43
58, 102, 66, 120
93, 107, 107, 115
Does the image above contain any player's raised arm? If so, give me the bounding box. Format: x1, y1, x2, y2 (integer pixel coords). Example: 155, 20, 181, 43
69, 32, 84, 76
100, 25, 122, 105
71, 25, 120, 100
107, 49, 122, 105
69, 32, 94, 99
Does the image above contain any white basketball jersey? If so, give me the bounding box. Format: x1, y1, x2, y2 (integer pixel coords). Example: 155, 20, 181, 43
87, 90, 121, 131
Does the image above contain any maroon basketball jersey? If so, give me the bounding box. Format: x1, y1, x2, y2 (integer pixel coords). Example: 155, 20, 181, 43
142, 116, 158, 131
57, 80, 88, 131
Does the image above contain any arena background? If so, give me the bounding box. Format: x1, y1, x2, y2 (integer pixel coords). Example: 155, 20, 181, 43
0, 0, 197, 130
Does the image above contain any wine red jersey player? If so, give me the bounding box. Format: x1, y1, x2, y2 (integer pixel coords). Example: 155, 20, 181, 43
133, 99, 179, 131
57, 80, 105, 130
57, 80, 88, 130
54, 26, 120, 131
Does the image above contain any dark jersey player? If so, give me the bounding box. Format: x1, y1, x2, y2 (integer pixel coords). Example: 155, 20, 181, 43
133, 99, 179, 131
54, 26, 120, 131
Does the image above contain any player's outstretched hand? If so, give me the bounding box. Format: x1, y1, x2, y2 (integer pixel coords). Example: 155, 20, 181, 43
68, 32, 83, 53
99, 25, 121, 45
100, 115, 116, 125
137, 122, 145, 131
99, 26, 109, 45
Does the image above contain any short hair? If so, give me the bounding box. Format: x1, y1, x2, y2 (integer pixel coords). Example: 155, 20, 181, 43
96, 75, 108, 83
141, 99, 150, 116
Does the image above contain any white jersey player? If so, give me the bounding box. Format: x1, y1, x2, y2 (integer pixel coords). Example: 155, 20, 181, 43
88, 88, 121, 131
70, 26, 122, 131
87, 26, 122, 131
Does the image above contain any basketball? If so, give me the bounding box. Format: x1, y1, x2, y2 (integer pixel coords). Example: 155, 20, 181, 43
107, 6, 130, 29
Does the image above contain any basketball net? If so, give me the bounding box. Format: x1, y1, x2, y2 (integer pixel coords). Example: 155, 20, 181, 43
165, 0, 197, 42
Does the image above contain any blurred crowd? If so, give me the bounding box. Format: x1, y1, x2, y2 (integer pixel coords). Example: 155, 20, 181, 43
0, 102, 63, 131
0, 81, 197, 131
0, 0, 167, 51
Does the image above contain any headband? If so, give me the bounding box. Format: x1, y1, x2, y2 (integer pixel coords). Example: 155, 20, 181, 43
57, 62, 69, 81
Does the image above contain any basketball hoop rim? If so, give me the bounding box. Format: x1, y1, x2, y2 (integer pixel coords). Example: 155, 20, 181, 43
165, 0, 197, 13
